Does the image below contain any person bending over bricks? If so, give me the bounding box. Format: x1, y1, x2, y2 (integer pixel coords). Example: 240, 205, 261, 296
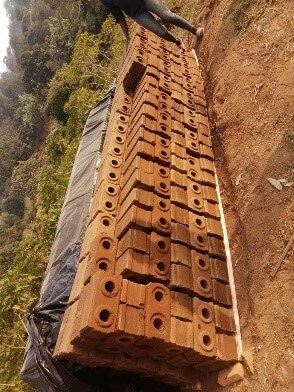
99, 0, 204, 50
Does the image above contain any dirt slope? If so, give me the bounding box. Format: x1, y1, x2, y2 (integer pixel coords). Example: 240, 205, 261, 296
194, 0, 294, 390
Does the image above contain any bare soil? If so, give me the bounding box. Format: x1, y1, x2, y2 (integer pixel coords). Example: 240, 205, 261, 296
194, 0, 294, 390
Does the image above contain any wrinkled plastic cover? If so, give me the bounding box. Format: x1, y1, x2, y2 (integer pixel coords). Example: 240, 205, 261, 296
20, 87, 115, 392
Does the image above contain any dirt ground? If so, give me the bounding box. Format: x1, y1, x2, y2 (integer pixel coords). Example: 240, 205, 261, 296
192, 0, 294, 391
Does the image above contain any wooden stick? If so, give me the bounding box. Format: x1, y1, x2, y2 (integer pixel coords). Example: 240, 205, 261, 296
270, 233, 294, 278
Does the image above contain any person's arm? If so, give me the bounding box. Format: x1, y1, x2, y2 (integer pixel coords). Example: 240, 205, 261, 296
118, 18, 130, 42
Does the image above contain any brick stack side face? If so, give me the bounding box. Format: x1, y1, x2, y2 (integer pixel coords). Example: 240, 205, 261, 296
53, 25, 238, 389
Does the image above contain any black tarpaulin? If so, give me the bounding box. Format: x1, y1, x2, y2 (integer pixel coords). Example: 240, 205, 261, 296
20, 87, 115, 392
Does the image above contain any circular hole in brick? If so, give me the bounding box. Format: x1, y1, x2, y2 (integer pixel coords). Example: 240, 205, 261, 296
159, 200, 167, 209
111, 159, 119, 167
161, 94, 167, 101
161, 150, 168, 157
159, 168, 167, 176
187, 92, 193, 98
123, 96, 131, 104
122, 105, 128, 112
114, 147, 121, 154
188, 99, 193, 105
200, 278, 209, 289
195, 218, 203, 226
109, 172, 117, 179
159, 182, 167, 190
102, 240, 111, 250
137, 57, 143, 63
99, 309, 111, 323
115, 136, 123, 143
192, 184, 200, 192
98, 261, 108, 271
104, 280, 115, 293
160, 138, 168, 146
119, 337, 132, 343
197, 235, 205, 244
190, 132, 196, 138
123, 352, 132, 359
157, 240, 167, 250
154, 290, 164, 302
201, 307, 211, 320
102, 218, 111, 226
159, 217, 167, 226
161, 103, 168, 110
161, 114, 167, 122
193, 198, 201, 207
107, 186, 115, 194
198, 258, 207, 269
117, 125, 125, 132
202, 334, 212, 347
119, 115, 126, 122
153, 317, 164, 330
190, 170, 197, 178
189, 159, 195, 165
160, 125, 167, 132
105, 201, 113, 209
191, 142, 197, 148
164, 82, 169, 88
156, 261, 167, 272
190, 118, 195, 125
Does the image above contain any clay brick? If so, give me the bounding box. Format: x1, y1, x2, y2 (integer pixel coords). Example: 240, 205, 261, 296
152, 194, 171, 235
195, 113, 209, 128
96, 159, 123, 187
116, 205, 152, 239
171, 204, 189, 226
149, 232, 171, 279
137, 356, 160, 374
145, 64, 160, 80
88, 348, 115, 366
153, 164, 170, 198
154, 134, 171, 166
169, 263, 192, 292
135, 75, 158, 96
170, 317, 194, 349
214, 304, 236, 334
215, 334, 238, 362
210, 258, 229, 283
78, 272, 122, 340
117, 228, 149, 258
187, 187, 205, 215
120, 279, 146, 308
171, 153, 187, 173
115, 248, 150, 279
131, 102, 157, 125
53, 300, 89, 361
128, 113, 156, 141
203, 200, 221, 219
208, 236, 226, 260
171, 222, 190, 247
193, 298, 216, 358
171, 243, 191, 268
122, 154, 153, 177
206, 217, 224, 239
126, 124, 154, 147
119, 167, 154, 205
125, 138, 155, 164
171, 185, 188, 208
170, 168, 187, 189
90, 180, 120, 218
199, 157, 215, 174
84, 234, 118, 283
217, 362, 244, 386
171, 291, 192, 321
171, 119, 185, 136
212, 280, 233, 307
132, 91, 158, 111
68, 256, 88, 304
119, 187, 153, 217
159, 74, 172, 94
145, 282, 171, 342
171, 88, 184, 103
203, 185, 218, 204
188, 211, 209, 253
171, 141, 186, 159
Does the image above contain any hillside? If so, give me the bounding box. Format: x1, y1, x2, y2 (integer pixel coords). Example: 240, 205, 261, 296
0, 0, 293, 391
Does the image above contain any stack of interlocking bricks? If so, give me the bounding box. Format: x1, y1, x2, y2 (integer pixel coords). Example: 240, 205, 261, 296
53, 25, 238, 390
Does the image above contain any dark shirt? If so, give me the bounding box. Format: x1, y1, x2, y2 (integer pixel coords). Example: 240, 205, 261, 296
100, 0, 143, 23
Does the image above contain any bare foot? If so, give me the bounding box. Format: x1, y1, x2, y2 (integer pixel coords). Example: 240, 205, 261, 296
177, 39, 186, 51
196, 27, 204, 37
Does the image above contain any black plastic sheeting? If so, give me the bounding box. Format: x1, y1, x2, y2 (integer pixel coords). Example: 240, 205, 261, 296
20, 87, 115, 392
